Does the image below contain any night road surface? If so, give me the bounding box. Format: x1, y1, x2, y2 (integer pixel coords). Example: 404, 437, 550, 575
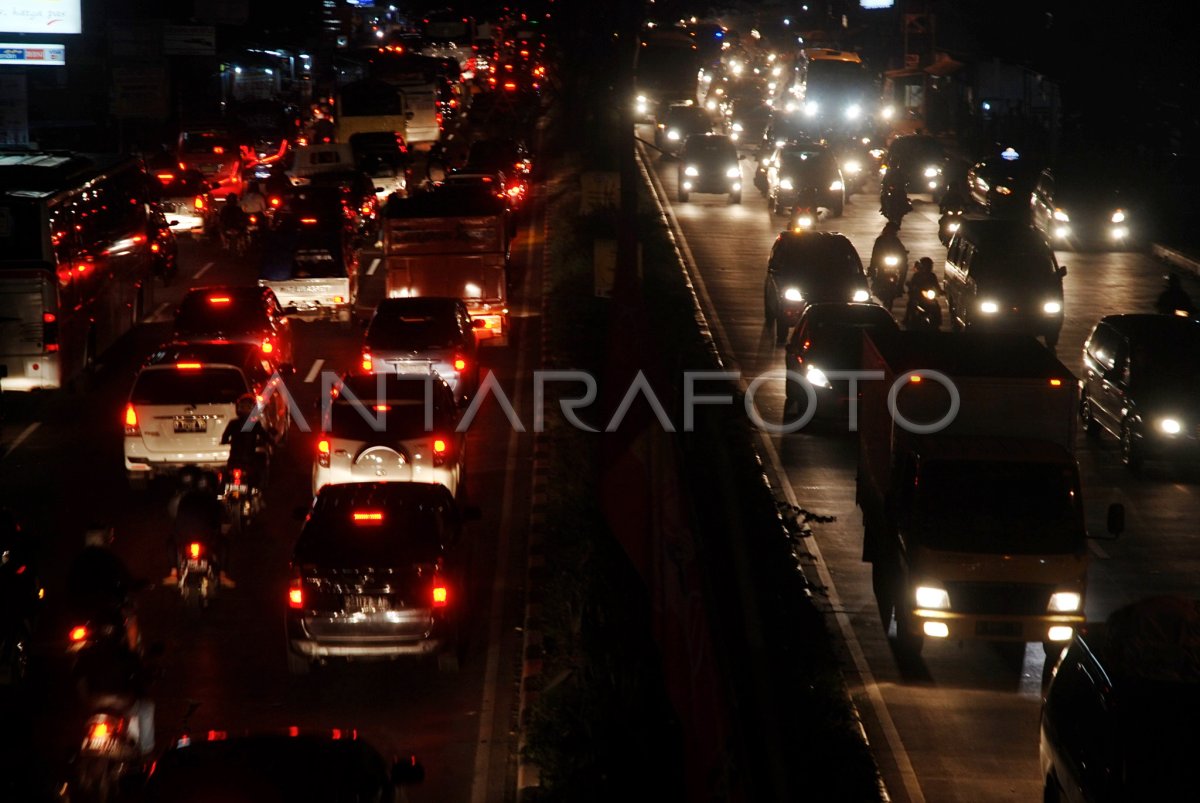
639, 125, 1200, 803
0, 198, 543, 802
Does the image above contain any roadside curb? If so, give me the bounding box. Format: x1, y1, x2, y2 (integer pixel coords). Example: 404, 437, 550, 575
1150, 242, 1200, 276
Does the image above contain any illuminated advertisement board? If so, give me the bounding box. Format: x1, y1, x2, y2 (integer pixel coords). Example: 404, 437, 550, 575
0, 42, 65, 65
0, 1, 82, 35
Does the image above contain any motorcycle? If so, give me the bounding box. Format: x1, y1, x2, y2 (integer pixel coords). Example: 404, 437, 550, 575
176, 539, 218, 620
905, 280, 943, 330
870, 249, 907, 309
219, 463, 264, 534
938, 208, 964, 246
880, 182, 912, 225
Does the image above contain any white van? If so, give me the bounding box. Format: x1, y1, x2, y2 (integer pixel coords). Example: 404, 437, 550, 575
288, 143, 356, 184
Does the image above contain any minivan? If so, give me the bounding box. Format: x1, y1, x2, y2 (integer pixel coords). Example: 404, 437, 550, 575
943, 218, 1066, 348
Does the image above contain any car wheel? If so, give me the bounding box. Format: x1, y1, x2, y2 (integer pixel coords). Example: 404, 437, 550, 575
1121, 420, 1145, 473
729, 191, 742, 205
1080, 394, 1101, 438
286, 648, 311, 676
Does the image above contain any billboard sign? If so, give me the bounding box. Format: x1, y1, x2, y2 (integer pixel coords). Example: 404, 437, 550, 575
0, 42, 64, 65
861, 0, 896, 8
0, 1, 82, 35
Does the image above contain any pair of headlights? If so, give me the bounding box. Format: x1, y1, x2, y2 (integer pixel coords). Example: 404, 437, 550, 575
915, 586, 1081, 613
978, 300, 1061, 315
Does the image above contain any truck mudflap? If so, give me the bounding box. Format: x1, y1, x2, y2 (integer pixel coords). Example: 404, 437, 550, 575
258, 278, 352, 321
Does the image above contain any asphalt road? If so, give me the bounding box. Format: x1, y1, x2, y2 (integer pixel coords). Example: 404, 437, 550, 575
0, 197, 543, 801
638, 126, 1200, 803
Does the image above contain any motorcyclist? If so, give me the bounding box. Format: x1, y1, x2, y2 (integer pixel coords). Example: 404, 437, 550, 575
869, 222, 908, 307
1155, 273, 1196, 317
905, 257, 941, 325
65, 526, 139, 652
164, 469, 233, 588
880, 173, 912, 223
221, 394, 272, 491
239, 181, 268, 216
71, 629, 156, 758
938, 181, 967, 215
218, 193, 249, 251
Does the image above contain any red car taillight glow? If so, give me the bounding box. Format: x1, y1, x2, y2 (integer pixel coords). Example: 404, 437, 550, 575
317, 438, 330, 468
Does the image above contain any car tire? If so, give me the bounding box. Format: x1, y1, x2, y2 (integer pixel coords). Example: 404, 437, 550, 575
1121, 420, 1145, 474
286, 648, 311, 676
729, 192, 742, 205
1080, 394, 1101, 438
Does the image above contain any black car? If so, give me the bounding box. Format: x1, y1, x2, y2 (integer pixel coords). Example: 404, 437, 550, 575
763, 231, 871, 343
363, 296, 482, 403
966, 147, 1043, 217
882, 134, 949, 199
1081, 314, 1200, 472
784, 302, 899, 420
141, 730, 424, 801
677, 133, 742, 203
464, 137, 533, 181
1030, 161, 1143, 250
656, 103, 712, 156
286, 482, 473, 674
760, 141, 845, 217
296, 169, 381, 236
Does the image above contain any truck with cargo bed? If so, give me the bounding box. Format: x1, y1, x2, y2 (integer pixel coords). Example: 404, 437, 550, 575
856, 331, 1122, 656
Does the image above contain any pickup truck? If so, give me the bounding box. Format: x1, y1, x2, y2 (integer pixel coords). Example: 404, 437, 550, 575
857, 331, 1122, 656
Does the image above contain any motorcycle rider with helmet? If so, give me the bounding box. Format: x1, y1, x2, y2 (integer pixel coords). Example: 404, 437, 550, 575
221, 393, 272, 491
164, 469, 234, 588
65, 525, 139, 652
869, 221, 908, 309
1155, 273, 1196, 318
904, 257, 942, 329
879, 173, 912, 224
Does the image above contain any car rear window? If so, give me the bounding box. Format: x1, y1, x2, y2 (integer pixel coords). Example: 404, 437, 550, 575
328, 399, 452, 441
297, 495, 447, 565
131, 368, 247, 405
175, 295, 263, 335
774, 238, 863, 277
367, 312, 459, 349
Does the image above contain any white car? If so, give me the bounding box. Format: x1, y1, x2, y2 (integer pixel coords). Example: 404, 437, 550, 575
313, 373, 465, 499
123, 342, 289, 491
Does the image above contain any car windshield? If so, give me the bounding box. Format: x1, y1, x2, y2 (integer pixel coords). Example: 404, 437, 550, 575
775, 239, 863, 279
916, 461, 1083, 553
367, 311, 459, 350
131, 368, 247, 405
890, 138, 944, 165
971, 249, 1058, 282
297, 496, 446, 565
685, 138, 734, 161
805, 59, 870, 98
175, 295, 263, 336
1136, 343, 1200, 388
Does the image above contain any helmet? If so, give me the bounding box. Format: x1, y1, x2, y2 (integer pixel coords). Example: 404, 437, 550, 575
917, 256, 933, 271
84, 524, 114, 548
227, 192, 239, 203
236, 393, 257, 416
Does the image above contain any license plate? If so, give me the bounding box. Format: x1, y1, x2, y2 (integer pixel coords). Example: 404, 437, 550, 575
174, 417, 207, 433
187, 559, 209, 572
975, 621, 1021, 638
345, 595, 390, 612
390, 361, 432, 374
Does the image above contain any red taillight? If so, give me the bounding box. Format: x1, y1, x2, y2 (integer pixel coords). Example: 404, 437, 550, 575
432, 583, 448, 608
453, 356, 466, 372
43, 312, 55, 323
270, 196, 281, 207
194, 196, 205, 210
70, 626, 88, 643
156, 172, 175, 183
504, 81, 517, 91
43, 310, 59, 353
433, 438, 447, 454
261, 337, 274, 354
208, 296, 231, 304
352, 511, 384, 524
124, 404, 139, 435
300, 217, 318, 225
332, 295, 345, 304
361, 351, 373, 372
150, 243, 160, 253
288, 582, 304, 609
212, 146, 225, 155
232, 468, 243, 485
507, 184, 522, 197
248, 214, 258, 225
176, 362, 202, 370
317, 438, 330, 468
373, 404, 390, 412
188, 542, 202, 559
432, 437, 448, 467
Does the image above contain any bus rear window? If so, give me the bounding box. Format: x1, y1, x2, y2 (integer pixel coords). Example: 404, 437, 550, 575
131, 368, 247, 405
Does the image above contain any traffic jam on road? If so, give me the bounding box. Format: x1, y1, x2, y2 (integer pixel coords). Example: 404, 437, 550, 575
1, 6, 547, 801
634, 9, 1200, 803
2, 2, 1200, 802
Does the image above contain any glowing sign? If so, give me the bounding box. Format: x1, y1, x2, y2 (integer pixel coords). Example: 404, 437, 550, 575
0, 42, 64, 65
0, 2, 82, 35
860, 0, 895, 8
1000, 147, 1020, 161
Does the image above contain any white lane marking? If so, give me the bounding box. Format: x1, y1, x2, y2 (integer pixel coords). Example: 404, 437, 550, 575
638, 143, 923, 803
194, 261, 214, 279
304, 359, 324, 384
2, 422, 41, 460
366, 257, 381, 276
470, 205, 536, 803
149, 302, 171, 322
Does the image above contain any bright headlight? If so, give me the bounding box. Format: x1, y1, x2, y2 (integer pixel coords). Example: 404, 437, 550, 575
883, 255, 899, 267
947, 221, 960, 233
852, 289, 870, 302
637, 95, 647, 103
881, 105, 895, 120
995, 185, 1012, 195
924, 166, 940, 178
1053, 208, 1070, 222
829, 180, 843, 191
731, 122, 743, 132
1048, 592, 1081, 613
980, 300, 1000, 314
792, 215, 814, 230
785, 101, 797, 113
845, 104, 861, 119
783, 287, 803, 302
1111, 210, 1126, 223
805, 366, 830, 388
706, 99, 717, 110
915, 586, 950, 610
771, 65, 782, 77
1043, 301, 1062, 314
1159, 417, 1182, 435
1054, 226, 1070, 239
921, 288, 937, 300
804, 101, 819, 117
667, 130, 680, 141
779, 178, 794, 190
726, 166, 741, 178
684, 166, 699, 177
1111, 226, 1129, 239
842, 160, 861, 175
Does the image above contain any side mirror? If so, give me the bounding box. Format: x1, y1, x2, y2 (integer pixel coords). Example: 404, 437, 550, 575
168, 219, 180, 227
1057, 265, 1068, 279
392, 756, 425, 785
461, 504, 482, 522
471, 318, 486, 329
1106, 502, 1125, 538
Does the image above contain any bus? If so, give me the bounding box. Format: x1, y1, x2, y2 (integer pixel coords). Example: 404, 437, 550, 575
0, 152, 157, 392
789, 49, 877, 132
633, 29, 700, 122
334, 78, 411, 146
366, 50, 455, 146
